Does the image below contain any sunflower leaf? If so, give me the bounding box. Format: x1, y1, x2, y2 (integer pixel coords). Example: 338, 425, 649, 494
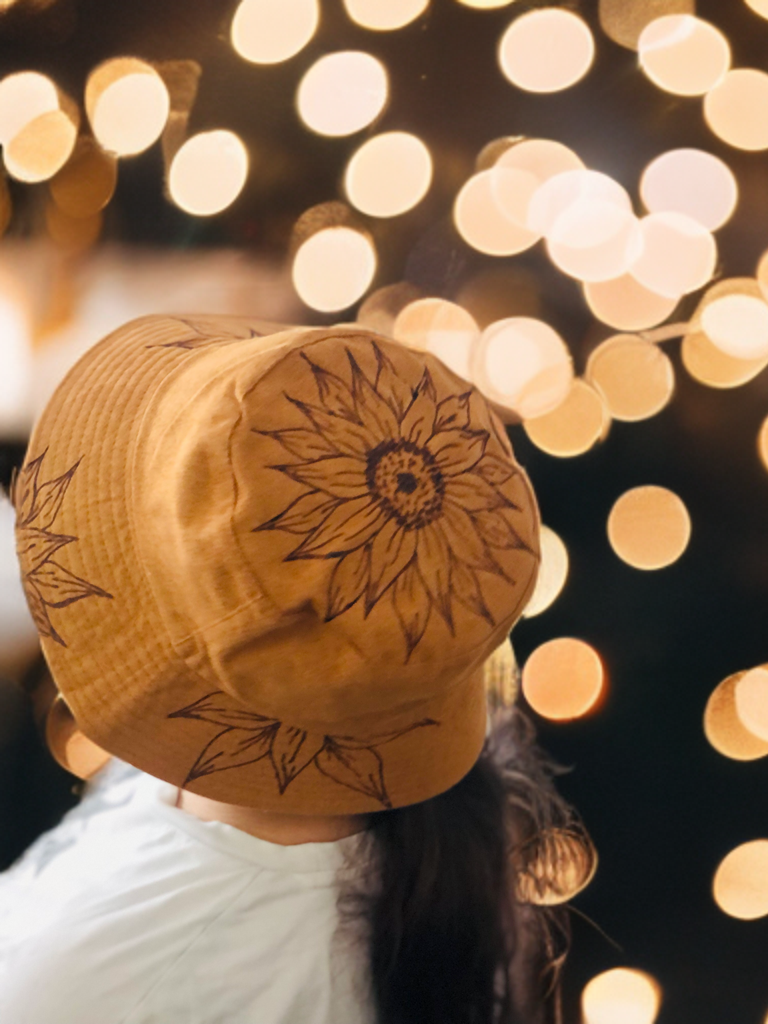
168, 691, 280, 730
31, 560, 113, 607
314, 742, 391, 807
184, 726, 277, 783
270, 726, 325, 793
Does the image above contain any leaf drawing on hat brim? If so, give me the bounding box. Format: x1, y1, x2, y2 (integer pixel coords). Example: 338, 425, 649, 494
254, 337, 535, 660
11, 450, 113, 647
169, 690, 438, 807
146, 316, 266, 350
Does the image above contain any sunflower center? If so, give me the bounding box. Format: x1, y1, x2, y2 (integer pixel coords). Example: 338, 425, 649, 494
366, 439, 444, 529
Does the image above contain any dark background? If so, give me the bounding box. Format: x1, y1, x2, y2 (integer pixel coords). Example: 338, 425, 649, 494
2, 1, 768, 1021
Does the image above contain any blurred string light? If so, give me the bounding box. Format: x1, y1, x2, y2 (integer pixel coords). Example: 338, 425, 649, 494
470, 316, 573, 419
455, 0, 516, 7
0, 271, 32, 434
608, 486, 691, 570
292, 226, 377, 311
522, 525, 569, 617
495, 137, 584, 181
713, 840, 768, 920
4, 104, 79, 184
547, 202, 642, 283
744, 0, 768, 18
527, 169, 631, 237
582, 968, 662, 1024
524, 378, 610, 457
758, 415, 768, 472
631, 212, 717, 298
0, 70, 58, 146
584, 275, 678, 332
168, 130, 248, 216
49, 135, 117, 218
704, 69, 768, 151
586, 335, 675, 422
637, 15, 730, 96
393, 298, 478, 379
521, 637, 605, 721
454, 168, 540, 256
598, 0, 694, 50
705, 669, 768, 761
682, 278, 768, 386
342, 0, 428, 30
701, 294, 768, 360
231, 0, 319, 64
639, 148, 738, 231
734, 667, 768, 742
85, 58, 170, 157
345, 132, 432, 217
498, 8, 595, 94
297, 51, 388, 136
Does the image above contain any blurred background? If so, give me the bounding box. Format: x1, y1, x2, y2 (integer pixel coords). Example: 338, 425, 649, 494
2, 1, 768, 1021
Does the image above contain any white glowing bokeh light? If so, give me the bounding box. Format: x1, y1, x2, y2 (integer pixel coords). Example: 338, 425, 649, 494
582, 968, 661, 1024
343, 0, 428, 30
345, 132, 432, 217
528, 170, 631, 238
523, 525, 569, 617
0, 280, 31, 433
292, 227, 376, 312
638, 15, 730, 96
297, 52, 388, 137
584, 275, 678, 331
640, 149, 738, 231
0, 71, 58, 146
744, 0, 768, 18
393, 298, 479, 380
169, 131, 248, 217
713, 841, 768, 920
456, 0, 516, 7
498, 9, 595, 93
472, 317, 573, 419
700, 294, 768, 360
704, 69, 768, 151
231, 0, 319, 63
631, 212, 717, 298
547, 202, 643, 283
454, 169, 540, 256
496, 138, 584, 184
86, 59, 169, 157
734, 667, 768, 742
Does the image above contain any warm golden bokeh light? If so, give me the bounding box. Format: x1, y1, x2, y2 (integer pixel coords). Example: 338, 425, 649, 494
297, 51, 388, 136
343, 0, 428, 30
49, 135, 117, 218
598, 0, 694, 50
586, 335, 675, 422
3, 106, 78, 183
523, 524, 569, 617
498, 8, 594, 94
704, 670, 768, 762
700, 294, 768, 360
744, 0, 768, 17
168, 130, 248, 217
522, 637, 604, 721
584, 274, 678, 331
454, 169, 540, 256
393, 298, 478, 379
608, 485, 691, 570
456, 0, 516, 7
631, 212, 717, 298
758, 415, 768, 473
582, 968, 662, 1024
515, 827, 598, 906
734, 667, 768, 743
713, 840, 768, 920
345, 132, 432, 217
471, 317, 573, 420
0, 70, 58, 146
640, 148, 738, 231
0, 273, 31, 432
292, 226, 376, 312
528, 169, 630, 238
547, 202, 642, 283
638, 15, 730, 96
85, 58, 170, 157
356, 281, 422, 336
524, 379, 610, 457
231, 0, 319, 64
495, 137, 584, 183
704, 69, 768, 151
681, 328, 768, 389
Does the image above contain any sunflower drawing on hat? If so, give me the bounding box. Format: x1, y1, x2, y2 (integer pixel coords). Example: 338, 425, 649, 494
255, 338, 533, 659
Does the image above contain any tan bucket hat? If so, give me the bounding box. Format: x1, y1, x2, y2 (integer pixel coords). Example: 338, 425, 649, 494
13, 315, 540, 813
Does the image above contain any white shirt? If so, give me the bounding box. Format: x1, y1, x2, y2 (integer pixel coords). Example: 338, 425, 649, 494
0, 761, 374, 1024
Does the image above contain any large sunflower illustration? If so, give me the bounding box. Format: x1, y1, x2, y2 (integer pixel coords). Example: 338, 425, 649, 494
254, 339, 531, 659
11, 449, 113, 646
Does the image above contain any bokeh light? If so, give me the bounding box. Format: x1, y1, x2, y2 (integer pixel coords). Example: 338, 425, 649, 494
586, 335, 675, 422
683, 278, 768, 386
700, 294, 768, 360
0, 273, 31, 433
608, 485, 691, 570
85, 58, 170, 157
758, 415, 768, 473
734, 667, 768, 743
631, 212, 717, 298
498, 8, 594, 94
456, 0, 516, 7
523, 524, 569, 617
454, 169, 540, 256
713, 841, 768, 920
515, 827, 598, 906
528, 169, 630, 237
744, 0, 768, 17
345, 132, 432, 217
471, 316, 573, 420
0, 70, 58, 146
495, 137, 584, 182
638, 15, 730, 96
3, 105, 79, 183
393, 298, 478, 379
231, 0, 319, 64
582, 968, 662, 1024
522, 637, 604, 721
169, 130, 248, 216
343, 0, 428, 30
704, 69, 768, 151
356, 281, 421, 336
584, 274, 678, 331
547, 202, 642, 283
297, 51, 388, 136
292, 226, 376, 312
524, 378, 610, 457
640, 148, 738, 231
598, 0, 694, 50
49, 135, 117, 218
705, 670, 768, 761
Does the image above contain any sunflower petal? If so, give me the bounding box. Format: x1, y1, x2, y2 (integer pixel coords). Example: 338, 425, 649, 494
427, 429, 487, 475
373, 341, 412, 423
347, 351, 400, 438
293, 497, 383, 558
450, 558, 495, 626
400, 372, 437, 446
301, 354, 359, 421
392, 561, 431, 658
472, 508, 529, 550
17, 528, 75, 572
476, 454, 515, 487
327, 546, 371, 618
332, 717, 439, 749
314, 741, 391, 807
367, 520, 418, 608
416, 523, 453, 630
254, 490, 339, 535
438, 503, 503, 574
444, 473, 508, 512
31, 560, 112, 607
270, 726, 325, 793
434, 392, 471, 432
168, 691, 280, 729
470, 390, 513, 455
287, 397, 375, 458
184, 725, 277, 783
256, 428, 337, 461
279, 456, 369, 499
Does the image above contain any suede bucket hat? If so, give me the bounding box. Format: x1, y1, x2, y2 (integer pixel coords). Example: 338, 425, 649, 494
13, 315, 540, 813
